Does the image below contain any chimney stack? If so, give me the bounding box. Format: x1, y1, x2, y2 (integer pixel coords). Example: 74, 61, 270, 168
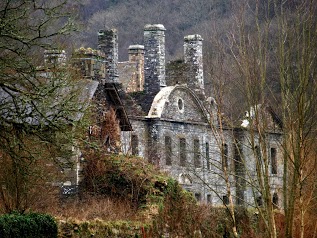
128, 45, 145, 91
144, 24, 166, 95
184, 34, 204, 94
98, 29, 119, 82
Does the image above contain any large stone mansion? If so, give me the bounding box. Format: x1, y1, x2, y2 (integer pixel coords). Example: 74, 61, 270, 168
70, 24, 283, 207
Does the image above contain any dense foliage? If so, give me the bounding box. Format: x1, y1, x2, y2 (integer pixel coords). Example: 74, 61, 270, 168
0, 212, 57, 238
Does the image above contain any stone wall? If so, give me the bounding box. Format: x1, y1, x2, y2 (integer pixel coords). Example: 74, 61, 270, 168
72, 48, 106, 80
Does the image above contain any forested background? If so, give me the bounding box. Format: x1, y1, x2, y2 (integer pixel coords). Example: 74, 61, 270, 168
72, 0, 232, 60
69, 0, 303, 120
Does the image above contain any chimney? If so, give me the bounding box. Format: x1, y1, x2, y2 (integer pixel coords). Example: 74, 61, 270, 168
144, 24, 166, 95
128, 45, 144, 91
44, 49, 66, 68
98, 29, 119, 82
184, 34, 204, 94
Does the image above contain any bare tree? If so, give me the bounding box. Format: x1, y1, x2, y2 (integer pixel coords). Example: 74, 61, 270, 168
0, 0, 89, 213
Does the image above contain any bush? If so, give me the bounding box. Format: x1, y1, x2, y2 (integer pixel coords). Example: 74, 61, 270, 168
81, 153, 170, 208
0, 212, 57, 238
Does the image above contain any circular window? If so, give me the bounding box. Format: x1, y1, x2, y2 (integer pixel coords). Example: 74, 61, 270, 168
178, 98, 184, 111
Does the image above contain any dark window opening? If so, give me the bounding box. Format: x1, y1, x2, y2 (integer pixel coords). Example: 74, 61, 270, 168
222, 143, 228, 171
206, 142, 210, 170
194, 139, 201, 168
131, 135, 139, 156
271, 148, 277, 174
165, 136, 172, 165
195, 193, 201, 201
273, 193, 279, 208
256, 196, 263, 206
207, 194, 212, 204
223, 195, 229, 205
180, 138, 186, 166
178, 98, 184, 111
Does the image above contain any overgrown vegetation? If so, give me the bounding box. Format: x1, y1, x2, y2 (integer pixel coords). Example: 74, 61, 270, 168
0, 212, 57, 238
75, 151, 286, 237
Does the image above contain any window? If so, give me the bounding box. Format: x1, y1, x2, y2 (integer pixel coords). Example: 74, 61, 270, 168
255, 145, 262, 170
194, 139, 201, 168
178, 98, 184, 111
273, 193, 279, 208
195, 193, 201, 201
223, 195, 229, 205
222, 143, 228, 171
271, 148, 277, 174
131, 135, 139, 156
180, 138, 186, 166
165, 136, 172, 165
206, 142, 210, 170
207, 194, 212, 204
256, 196, 263, 206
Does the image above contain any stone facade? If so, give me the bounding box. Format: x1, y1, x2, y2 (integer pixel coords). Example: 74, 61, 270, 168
75, 24, 283, 207
118, 24, 283, 206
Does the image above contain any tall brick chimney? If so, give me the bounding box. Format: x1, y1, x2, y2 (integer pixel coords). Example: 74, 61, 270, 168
98, 29, 119, 82
144, 24, 166, 95
184, 34, 204, 95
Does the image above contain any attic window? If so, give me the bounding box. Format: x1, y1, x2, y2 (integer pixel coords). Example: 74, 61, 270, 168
178, 98, 184, 112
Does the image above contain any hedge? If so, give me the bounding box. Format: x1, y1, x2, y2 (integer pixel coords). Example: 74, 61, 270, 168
0, 212, 57, 238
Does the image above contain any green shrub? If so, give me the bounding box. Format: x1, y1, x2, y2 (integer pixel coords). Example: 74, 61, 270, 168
0, 212, 57, 238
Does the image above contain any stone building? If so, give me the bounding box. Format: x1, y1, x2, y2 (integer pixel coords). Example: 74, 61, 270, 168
75, 24, 283, 207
